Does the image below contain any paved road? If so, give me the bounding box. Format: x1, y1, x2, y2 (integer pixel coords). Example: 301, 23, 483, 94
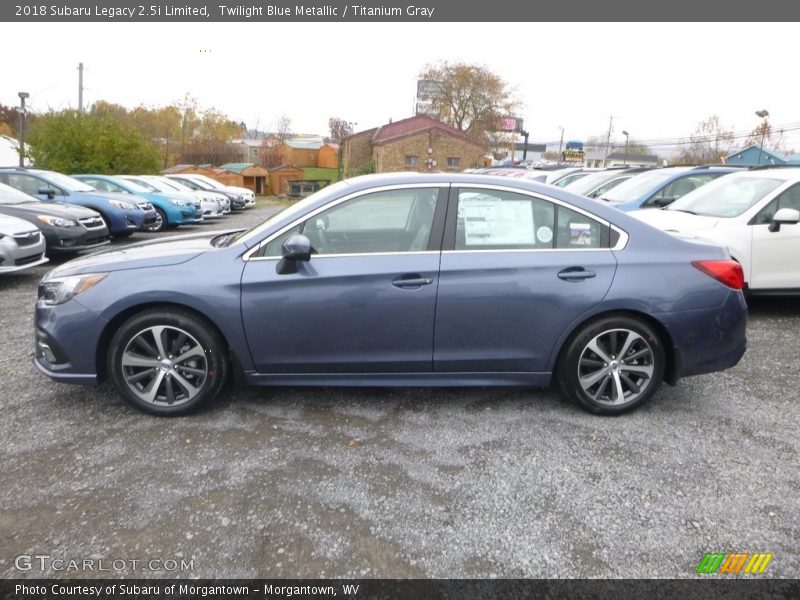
0, 203, 797, 578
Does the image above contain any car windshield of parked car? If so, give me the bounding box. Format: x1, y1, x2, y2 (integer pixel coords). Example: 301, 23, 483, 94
38, 171, 95, 193
564, 171, 620, 195
600, 170, 677, 203
156, 178, 193, 193
0, 182, 39, 204
194, 176, 225, 189
666, 176, 785, 218
120, 177, 159, 192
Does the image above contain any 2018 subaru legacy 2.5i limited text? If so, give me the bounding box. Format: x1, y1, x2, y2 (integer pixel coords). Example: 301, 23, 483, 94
34, 173, 747, 416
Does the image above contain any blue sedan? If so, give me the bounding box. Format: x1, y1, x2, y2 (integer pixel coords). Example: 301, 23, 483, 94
72, 174, 203, 231
0, 168, 155, 236
33, 173, 747, 416
598, 166, 742, 211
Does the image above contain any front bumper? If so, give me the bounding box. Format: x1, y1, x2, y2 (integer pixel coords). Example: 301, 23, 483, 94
0, 232, 49, 273
33, 298, 106, 385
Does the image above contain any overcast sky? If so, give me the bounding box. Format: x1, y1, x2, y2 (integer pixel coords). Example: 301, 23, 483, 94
2, 22, 799, 154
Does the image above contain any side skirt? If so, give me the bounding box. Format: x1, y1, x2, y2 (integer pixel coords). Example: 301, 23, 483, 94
244, 371, 552, 388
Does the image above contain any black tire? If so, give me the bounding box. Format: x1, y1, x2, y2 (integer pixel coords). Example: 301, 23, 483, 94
146, 208, 167, 232
107, 308, 228, 416
556, 315, 665, 415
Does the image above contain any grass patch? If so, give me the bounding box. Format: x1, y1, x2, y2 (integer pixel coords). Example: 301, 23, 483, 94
302, 167, 339, 183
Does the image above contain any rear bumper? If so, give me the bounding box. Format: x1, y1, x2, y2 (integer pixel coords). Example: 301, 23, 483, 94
664, 290, 748, 381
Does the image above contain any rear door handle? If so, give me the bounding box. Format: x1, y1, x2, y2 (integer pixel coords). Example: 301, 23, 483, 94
392, 275, 434, 289
557, 267, 596, 281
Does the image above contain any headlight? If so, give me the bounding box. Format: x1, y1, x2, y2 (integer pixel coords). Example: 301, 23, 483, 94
37, 215, 78, 228
109, 200, 135, 210
169, 198, 190, 206
39, 273, 108, 305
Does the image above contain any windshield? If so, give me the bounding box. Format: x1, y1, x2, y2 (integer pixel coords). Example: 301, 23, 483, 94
192, 175, 225, 189
600, 170, 680, 202
229, 180, 352, 247
120, 177, 159, 192
35, 170, 95, 192
667, 176, 784, 218
156, 177, 193, 192
564, 171, 620, 195
0, 181, 39, 204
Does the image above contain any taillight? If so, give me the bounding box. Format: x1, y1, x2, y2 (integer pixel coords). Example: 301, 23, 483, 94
692, 260, 745, 290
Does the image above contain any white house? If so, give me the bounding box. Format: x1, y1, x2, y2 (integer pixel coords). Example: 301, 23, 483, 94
0, 134, 29, 166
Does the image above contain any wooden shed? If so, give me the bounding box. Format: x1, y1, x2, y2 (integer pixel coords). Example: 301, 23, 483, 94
267, 165, 304, 196
218, 163, 270, 194
318, 143, 339, 169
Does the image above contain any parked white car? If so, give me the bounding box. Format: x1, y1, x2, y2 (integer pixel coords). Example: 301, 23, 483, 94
0, 213, 48, 274
184, 174, 256, 207
630, 168, 800, 294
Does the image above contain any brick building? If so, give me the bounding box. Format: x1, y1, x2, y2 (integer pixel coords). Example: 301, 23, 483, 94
341, 115, 486, 177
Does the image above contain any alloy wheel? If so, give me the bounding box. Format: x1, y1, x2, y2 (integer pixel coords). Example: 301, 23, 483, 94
577, 328, 655, 406
120, 325, 207, 406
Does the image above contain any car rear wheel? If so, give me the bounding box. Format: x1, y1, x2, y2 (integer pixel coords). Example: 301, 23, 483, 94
107, 308, 228, 416
556, 315, 665, 415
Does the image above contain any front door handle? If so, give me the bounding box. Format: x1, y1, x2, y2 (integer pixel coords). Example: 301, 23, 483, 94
392, 275, 434, 289
557, 267, 596, 281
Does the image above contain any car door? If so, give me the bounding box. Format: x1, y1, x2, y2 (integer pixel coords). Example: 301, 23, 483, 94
434, 186, 618, 373
240, 185, 447, 374
749, 183, 800, 290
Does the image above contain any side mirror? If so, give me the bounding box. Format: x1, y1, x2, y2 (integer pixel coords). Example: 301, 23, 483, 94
651, 196, 675, 208
768, 207, 800, 232
38, 188, 56, 200
276, 234, 312, 275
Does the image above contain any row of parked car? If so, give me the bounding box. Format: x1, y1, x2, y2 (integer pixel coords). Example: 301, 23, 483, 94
0, 167, 257, 275
472, 163, 800, 294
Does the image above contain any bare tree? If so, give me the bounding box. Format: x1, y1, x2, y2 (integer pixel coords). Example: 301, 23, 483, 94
672, 115, 736, 165
275, 115, 293, 141
328, 117, 353, 141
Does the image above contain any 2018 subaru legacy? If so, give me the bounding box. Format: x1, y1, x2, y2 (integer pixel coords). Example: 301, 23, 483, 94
34, 173, 747, 417
0, 168, 155, 236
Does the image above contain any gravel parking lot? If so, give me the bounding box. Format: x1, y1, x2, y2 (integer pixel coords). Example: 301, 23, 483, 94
0, 201, 797, 579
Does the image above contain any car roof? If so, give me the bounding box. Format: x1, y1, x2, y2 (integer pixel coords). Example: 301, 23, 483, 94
724, 167, 800, 180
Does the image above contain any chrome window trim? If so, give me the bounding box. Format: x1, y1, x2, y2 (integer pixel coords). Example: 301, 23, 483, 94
249, 251, 440, 262
242, 181, 629, 261
242, 183, 450, 261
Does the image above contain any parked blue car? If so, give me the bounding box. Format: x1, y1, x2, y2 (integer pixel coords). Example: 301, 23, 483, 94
0, 168, 155, 236
34, 173, 747, 417
598, 166, 743, 211
72, 174, 203, 231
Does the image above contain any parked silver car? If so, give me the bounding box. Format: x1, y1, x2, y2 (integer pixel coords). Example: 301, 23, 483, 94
0, 213, 48, 274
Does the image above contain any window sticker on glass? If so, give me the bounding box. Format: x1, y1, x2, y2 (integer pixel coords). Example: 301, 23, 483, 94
536, 226, 553, 244
461, 197, 534, 246
569, 222, 593, 245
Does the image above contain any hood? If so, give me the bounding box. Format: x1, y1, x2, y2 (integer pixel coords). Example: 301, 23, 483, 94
50, 229, 241, 276
629, 208, 721, 232
0, 213, 39, 236
75, 191, 142, 207
1, 201, 100, 220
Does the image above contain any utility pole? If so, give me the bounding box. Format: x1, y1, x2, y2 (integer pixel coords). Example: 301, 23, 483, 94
557, 127, 564, 164
604, 115, 614, 167
17, 92, 29, 167
78, 62, 84, 113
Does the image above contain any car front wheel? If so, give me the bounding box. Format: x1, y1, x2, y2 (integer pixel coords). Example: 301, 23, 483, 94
556, 315, 665, 415
146, 208, 167, 232
107, 308, 228, 416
